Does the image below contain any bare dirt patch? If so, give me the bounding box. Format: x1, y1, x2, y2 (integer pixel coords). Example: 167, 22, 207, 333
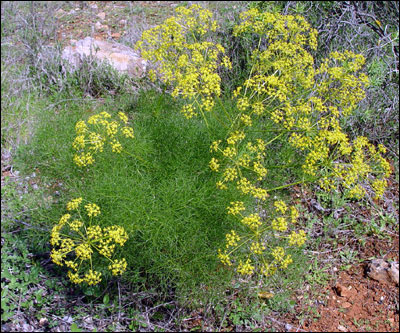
300, 235, 399, 332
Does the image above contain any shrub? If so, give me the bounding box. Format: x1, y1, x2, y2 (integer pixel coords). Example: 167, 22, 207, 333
14, 4, 392, 299
135, 5, 391, 278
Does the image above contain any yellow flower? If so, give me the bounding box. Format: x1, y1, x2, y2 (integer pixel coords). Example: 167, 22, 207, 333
65, 260, 78, 271
87, 225, 103, 240
85, 203, 101, 217
209, 157, 220, 172
280, 254, 293, 269
216, 181, 227, 190
69, 219, 83, 232
217, 249, 232, 266
73, 152, 95, 167
290, 206, 299, 223
110, 139, 123, 153
108, 258, 128, 275
75, 120, 88, 134
227, 201, 245, 216
223, 167, 238, 182
50, 249, 65, 266
68, 271, 83, 284
122, 126, 134, 139
59, 213, 71, 226
210, 140, 221, 152
84, 270, 102, 286
72, 135, 85, 150
106, 121, 119, 137
118, 112, 129, 124
250, 242, 265, 255
225, 230, 240, 248
237, 259, 254, 275
274, 200, 287, 214
100, 111, 112, 119
241, 214, 262, 229
104, 225, 129, 246
262, 263, 277, 277
227, 131, 245, 145
371, 179, 387, 200
288, 230, 307, 247
66, 198, 83, 211
98, 241, 116, 258
271, 246, 285, 262
271, 217, 287, 232
75, 243, 93, 261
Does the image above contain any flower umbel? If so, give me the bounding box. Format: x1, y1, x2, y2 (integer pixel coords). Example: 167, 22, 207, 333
50, 199, 129, 286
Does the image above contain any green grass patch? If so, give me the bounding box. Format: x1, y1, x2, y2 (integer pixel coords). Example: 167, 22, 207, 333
14, 89, 250, 300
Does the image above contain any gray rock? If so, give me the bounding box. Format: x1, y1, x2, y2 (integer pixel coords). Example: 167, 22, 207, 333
366, 259, 399, 285
97, 12, 106, 20
61, 37, 147, 78
388, 261, 399, 285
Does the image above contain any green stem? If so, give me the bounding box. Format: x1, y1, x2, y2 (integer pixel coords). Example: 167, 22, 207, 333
192, 98, 213, 137
122, 150, 157, 170
265, 132, 284, 146
215, 94, 233, 125
266, 163, 303, 169
243, 36, 263, 96
265, 178, 316, 193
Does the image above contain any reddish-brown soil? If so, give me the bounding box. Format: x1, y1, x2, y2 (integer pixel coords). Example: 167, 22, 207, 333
299, 236, 399, 332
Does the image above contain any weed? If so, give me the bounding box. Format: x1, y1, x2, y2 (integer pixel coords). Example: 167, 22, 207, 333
306, 257, 331, 286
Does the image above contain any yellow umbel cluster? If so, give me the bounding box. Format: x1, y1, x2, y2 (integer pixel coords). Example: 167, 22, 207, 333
223, 8, 390, 202
136, 4, 231, 119
50, 198, 129, 286
72, 111, 134, 167
217, 200, 306, 276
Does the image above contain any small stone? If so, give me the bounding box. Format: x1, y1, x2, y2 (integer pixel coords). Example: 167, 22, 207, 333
111, 32, 121, 39
388, 262, 399, 285
97, 12, 106, 20
119, 19, 127, 25
337, 324, 348, 332
335, 284, 352, 297
22, 323, 33, 331
342, 301, 352, 308
95, 21, 103, 30
39, 318, 48, 326
285, 323, 293, 331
